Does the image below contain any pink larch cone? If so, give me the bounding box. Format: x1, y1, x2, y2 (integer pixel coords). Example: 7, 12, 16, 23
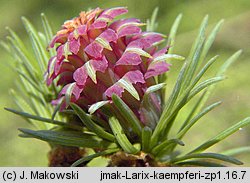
46, 7, 171, 128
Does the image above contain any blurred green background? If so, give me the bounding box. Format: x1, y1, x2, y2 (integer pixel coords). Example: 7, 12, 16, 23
0, 0, 249, 166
